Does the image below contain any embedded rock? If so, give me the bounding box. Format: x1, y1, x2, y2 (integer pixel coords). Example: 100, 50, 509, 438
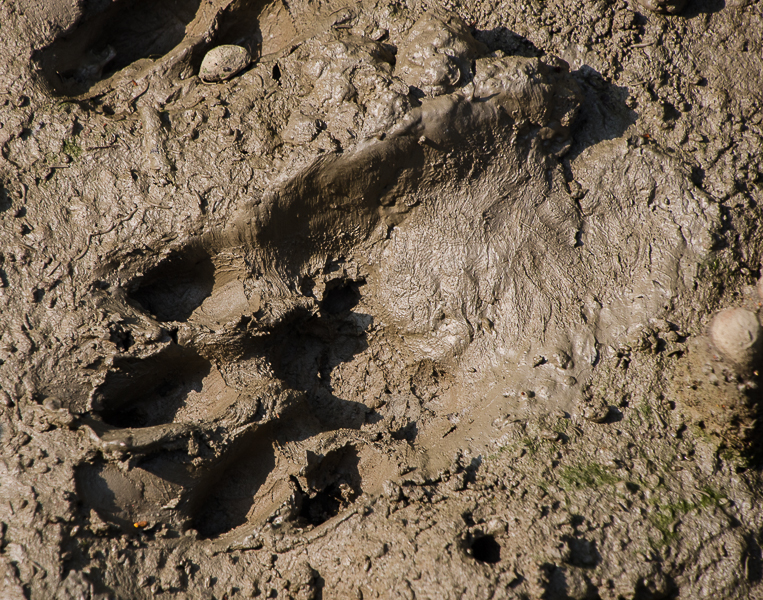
199, 45, 251, 82
709, 307, 762, 372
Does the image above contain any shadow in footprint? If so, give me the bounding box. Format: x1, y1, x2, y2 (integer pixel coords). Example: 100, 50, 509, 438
191, 427, 278, 538
94, 344, 210, 428
565, 67, 638, 163
682, 0, 726, 18
300, 445, 362, 526
36, 0, 203, 96
129, 249, 215, 322
264, 281, 371, 430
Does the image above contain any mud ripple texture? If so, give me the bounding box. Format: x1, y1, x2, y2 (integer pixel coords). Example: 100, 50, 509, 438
0, 0, 762, 599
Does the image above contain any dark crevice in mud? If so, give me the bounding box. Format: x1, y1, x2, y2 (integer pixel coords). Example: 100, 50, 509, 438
299, 479, 358, 526
743, 533, 763, 584
0, 183, 13, 213
211, 0, 272, 58
682, 0, 727, 18
563, 536, 601, 568
470, 535, 501, 564
129, 250, 215, 322
36, 0, 203, 96
264, 308, 369, 391
95, 344, 210, 428
564, 70, 638, 163
320, 279, 364, 315
391, 421, 418, 442
633, 576, 679, 600
473, 27, 542, 58
300, 446, 362, 526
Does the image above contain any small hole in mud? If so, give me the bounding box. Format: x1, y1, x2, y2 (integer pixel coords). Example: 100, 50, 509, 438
471, 535, 501, 564
272, 63, 281, 82
300, 480, 358, 526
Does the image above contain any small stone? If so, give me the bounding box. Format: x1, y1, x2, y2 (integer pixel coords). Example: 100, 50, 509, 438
633, 0, 688, 14
42, 396, 62, 411
540, 429, 560, 441
382, 480, 402, 501
582, 403, 610, 423
199, 45, 251, 83
709, 307, 762, 371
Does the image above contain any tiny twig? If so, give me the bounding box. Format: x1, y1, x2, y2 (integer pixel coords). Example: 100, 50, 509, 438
144, 201, 172, 210
45, 261, 62, 278
128, 81, 150, 108
74, 206, 139, 260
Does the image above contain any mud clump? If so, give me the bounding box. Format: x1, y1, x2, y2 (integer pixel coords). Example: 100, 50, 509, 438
396, 11, 485, 96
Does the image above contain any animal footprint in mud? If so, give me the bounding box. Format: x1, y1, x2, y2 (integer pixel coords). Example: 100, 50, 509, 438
76, 250, 398, 540
69, 5, 717, 546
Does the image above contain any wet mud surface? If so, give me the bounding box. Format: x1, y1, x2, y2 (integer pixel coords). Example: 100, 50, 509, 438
0, 0, 763, 598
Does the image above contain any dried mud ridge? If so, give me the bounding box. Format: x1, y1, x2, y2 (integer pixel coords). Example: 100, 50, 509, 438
0, 0, 762, 598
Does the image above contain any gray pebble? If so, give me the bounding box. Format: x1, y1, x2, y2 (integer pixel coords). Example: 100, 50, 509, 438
199, 45, 251, 83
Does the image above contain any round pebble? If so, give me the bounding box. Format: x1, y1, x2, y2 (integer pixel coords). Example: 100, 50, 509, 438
709, 307, 762, 369
199, 45, 251, 82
